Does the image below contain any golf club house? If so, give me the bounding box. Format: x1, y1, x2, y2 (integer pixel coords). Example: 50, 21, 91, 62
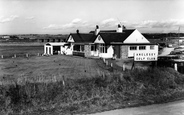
66, 25, 158, 59
44, 25, 158, 59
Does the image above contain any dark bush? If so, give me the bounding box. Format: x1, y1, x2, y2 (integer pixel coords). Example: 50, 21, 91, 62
0, 67, 184, 114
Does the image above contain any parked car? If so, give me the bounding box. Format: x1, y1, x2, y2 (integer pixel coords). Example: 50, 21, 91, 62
170, 50, 184, 55
169, 49, 184, 59
174, 46, 184, 52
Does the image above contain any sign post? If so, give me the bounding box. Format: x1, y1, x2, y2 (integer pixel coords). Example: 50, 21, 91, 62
133, 52, 158, 69
134, 52, 158, 62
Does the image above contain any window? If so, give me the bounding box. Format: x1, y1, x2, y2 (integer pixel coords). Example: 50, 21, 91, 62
91, 45, 96, 51
139, 46, 146, 50
74, 45, 84, 52
130, 46, 137, 50
80, 45, 84, 52
150, 45, 154, 50
99, 44, 107, 53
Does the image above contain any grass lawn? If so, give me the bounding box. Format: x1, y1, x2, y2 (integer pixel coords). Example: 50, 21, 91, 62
0, 55, 110, 81
0, 45, 43, 58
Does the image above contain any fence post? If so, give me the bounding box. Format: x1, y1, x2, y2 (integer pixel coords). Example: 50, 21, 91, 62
111, 63, 113, 72
102, 72, 105, 80
103, 58, 106, 63
62, 75, 65, 88
54, 76, 57, 82
122, 63, 125, 71
110, 63, 113, 67
174, 63, 178, 71
119, 73, 124, 82
106, 61, 108, 66
26, 53, 29, 58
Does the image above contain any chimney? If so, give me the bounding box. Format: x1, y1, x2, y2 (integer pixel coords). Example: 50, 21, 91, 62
116, 24, 123, 33
123, 25, 126, 30
95, 25, 100, 35
76, 29, 79, 34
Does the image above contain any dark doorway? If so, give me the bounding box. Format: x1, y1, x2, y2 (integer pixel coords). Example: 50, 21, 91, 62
114, 45, 120, 58
53, 46, 60, 55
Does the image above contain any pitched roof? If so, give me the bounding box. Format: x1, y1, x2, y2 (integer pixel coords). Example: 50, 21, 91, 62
68, 33, 96, 43
99, 29, 135, 44
123, 29, 135, 37
89, 30, 117, 34
68, 29, 136, 44
45, 42, 66, 46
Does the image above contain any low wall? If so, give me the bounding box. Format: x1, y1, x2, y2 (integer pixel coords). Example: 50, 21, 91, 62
73, 51, 85, 57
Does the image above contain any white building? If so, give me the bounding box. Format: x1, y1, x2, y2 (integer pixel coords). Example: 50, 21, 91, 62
44, 42, 72, 55
66, 25, 158, 59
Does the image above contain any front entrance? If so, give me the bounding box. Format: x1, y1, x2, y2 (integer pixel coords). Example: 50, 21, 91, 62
53, 46, 60, 55
113, 45, 121, 58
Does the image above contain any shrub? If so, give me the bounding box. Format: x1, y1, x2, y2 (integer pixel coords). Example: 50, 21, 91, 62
0, 67, 184, 114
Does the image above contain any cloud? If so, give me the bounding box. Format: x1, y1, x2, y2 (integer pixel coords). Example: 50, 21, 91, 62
101, 18, 118, 27
43, 24, 62, 30
129, 19, 184, 29
0, 15, 19, 23
25, 16, 35, 20
71, 18, 82, 24
43, 19, 184, 33
43, 18, 88, 30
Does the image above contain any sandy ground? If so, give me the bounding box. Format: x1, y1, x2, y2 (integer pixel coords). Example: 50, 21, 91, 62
89, 100, 184, 115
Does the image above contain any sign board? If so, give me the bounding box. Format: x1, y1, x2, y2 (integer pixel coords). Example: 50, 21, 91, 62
134, 52, 158, 61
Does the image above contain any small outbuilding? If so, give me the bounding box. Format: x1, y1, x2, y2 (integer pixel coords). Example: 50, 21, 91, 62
44, 42, 72, 55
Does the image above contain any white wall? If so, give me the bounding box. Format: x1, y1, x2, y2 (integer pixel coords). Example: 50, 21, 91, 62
123, 29, 150, 43
60, 46, 65, 54
44, 45, 53, 55
90, 45, 114, 58
67, 35, 74, 42
64, 43, 73, 55
128, 45, 158, 57
91, 44, 99, 57
94, 35, 105, 44
99, 45, 114, 58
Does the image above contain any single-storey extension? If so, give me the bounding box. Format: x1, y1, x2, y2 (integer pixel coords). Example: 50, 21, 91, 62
44, 42, 72, 55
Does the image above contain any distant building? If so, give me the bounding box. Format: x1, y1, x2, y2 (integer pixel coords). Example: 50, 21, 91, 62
2, 36, 10, 39
38, 38, 64, 43
37, 35, 66, 43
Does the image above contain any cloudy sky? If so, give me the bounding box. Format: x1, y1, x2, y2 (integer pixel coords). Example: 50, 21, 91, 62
0, 0, 184, 35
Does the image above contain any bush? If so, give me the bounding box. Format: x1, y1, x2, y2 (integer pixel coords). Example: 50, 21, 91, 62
128, 67, 184, 90
0, 67, 184, 114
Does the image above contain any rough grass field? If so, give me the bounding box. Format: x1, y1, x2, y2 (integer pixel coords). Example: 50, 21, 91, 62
0, 55, 110, 80
1, 45, 184, 114
1, 66, 184, 115
0, 45, 43, 58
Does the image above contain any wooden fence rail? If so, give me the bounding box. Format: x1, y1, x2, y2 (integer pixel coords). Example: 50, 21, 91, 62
0, 53, 43, 59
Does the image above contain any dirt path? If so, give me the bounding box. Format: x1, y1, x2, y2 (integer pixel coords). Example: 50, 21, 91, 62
159, 47, 174, 56
89, 100, 184, 115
